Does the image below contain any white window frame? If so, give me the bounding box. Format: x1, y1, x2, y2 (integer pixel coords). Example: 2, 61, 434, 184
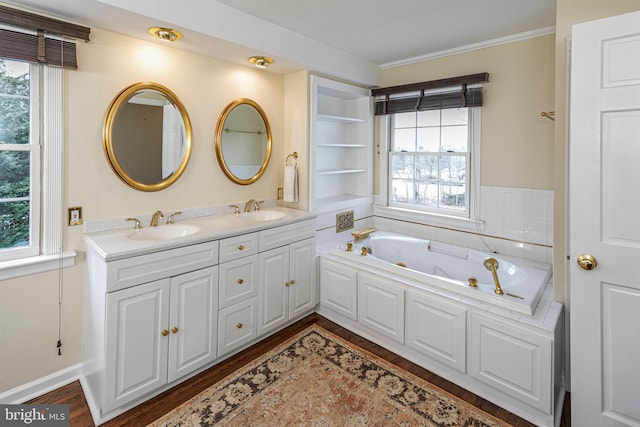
374, 107, 484, 232
0, 63, 75, 280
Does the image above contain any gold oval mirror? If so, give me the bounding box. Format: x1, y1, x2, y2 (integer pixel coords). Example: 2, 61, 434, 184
215, 98, 272, 185
103, 82, 192, 191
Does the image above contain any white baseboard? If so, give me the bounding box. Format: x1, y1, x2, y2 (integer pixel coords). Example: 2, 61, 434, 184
0, 364, 82, 404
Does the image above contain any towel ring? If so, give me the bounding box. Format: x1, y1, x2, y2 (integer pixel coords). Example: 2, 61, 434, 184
286, 151, 298, 166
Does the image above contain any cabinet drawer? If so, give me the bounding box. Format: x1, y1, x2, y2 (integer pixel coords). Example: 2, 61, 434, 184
218, 297, 257, 357
218, 255, 258, 309
106, 242, 219, 292
219, 233, 258, 263
259, 219, 315, 251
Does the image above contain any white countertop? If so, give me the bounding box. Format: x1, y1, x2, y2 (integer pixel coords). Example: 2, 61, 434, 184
84, 206, 315, 261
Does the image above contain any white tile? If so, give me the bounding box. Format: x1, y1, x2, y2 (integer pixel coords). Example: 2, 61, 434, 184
525, 194, 548, 221
525, 219, 548, 245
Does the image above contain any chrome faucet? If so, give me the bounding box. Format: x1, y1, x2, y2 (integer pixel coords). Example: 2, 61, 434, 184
150, 210, 164, 227
483, 257, 504, 295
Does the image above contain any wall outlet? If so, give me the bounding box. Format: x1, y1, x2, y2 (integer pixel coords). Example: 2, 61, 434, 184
277, 187, 283, 200
68, 206, 83, 226
336, 210, 354, 233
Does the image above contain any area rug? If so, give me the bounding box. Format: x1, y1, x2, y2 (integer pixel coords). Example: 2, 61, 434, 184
149, 325, 511, 426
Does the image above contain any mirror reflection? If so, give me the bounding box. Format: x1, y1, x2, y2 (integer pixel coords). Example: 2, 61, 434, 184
103, 82, 192, 191
215, 98, 272, 185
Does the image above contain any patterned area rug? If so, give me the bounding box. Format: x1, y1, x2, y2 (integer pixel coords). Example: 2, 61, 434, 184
149, 325, 511, 426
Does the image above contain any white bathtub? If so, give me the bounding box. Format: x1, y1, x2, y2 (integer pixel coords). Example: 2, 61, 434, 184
335, 231, 552, 315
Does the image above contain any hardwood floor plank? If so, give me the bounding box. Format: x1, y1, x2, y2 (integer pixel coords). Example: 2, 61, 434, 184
28, 313, 569, 426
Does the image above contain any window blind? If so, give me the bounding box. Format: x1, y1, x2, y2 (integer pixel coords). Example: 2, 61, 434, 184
0, 5, 90, 70
372, 72, 489, 115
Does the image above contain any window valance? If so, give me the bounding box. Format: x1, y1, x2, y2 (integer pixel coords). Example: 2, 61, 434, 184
0, 5, 90, 69
372, 72, 489, 115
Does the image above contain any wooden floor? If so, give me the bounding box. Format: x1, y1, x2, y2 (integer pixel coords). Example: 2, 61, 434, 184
29, 313, 570, 426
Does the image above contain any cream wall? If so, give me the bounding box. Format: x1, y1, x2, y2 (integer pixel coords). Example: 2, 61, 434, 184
378, 34, 556, 192
0, 27, 286, 393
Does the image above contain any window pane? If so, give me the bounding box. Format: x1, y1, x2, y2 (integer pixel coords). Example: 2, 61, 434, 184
442, 108, 468, 125
416, 127, 439, 151
391, 179, 414, 204
392, 128, 415, 152
441, 125, 468, 152
391, 154, 414, 179
0, 60, 30, 145
417, 110, 440, 127
0, 200, 29, 249
415, 155, 438, 180
0, 151, 30, 198
415, 181, 438, 207
439, 155, 466, 183
440, 183, 465, 209
394, 112, 416, 128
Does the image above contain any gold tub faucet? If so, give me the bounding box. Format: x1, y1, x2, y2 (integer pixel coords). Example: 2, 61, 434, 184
483, 257, 503, 295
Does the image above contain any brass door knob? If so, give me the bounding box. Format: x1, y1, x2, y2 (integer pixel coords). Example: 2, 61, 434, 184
290, 279, 295, 285
236, 323, 243, 329
172, 327, 179, 334
238, 245, 244, 251
577, 254, 597, 270
161, 329, 169, 336
237, 278, 244, 284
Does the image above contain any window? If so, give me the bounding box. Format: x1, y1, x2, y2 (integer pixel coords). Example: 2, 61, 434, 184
372, 73, 487, 226
0, 59, 40, 261
389, 108, 471, 216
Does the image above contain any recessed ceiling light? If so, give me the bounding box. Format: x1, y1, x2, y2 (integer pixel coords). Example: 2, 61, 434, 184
148, 27, 183, 42
249, 56, 274, 68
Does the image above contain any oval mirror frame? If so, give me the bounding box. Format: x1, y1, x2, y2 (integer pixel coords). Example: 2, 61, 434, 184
215, 98, 272, 185
103, 82, 192, 192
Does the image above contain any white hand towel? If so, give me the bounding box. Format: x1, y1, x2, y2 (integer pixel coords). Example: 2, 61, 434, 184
284, 165, 298, 203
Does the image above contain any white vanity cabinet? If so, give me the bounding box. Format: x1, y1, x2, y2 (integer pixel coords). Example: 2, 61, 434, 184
258, 221, 316, 336
82, 241, 219, 419
104, 266, 218, 412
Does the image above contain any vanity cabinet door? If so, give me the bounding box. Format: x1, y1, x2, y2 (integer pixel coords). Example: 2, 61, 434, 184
218, 255, 258, 309
258, 238, 316, 336
357, 272, 405, 344
105, 279, 170, 412
218, 297, 258, 356
258, 246, 289, 335
168, 266, 218, 383
319, 258, 358, 320
406, 290, 466, 373
288, 238, 316, 319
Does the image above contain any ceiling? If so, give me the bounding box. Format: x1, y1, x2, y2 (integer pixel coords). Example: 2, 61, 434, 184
2, 0, 556, 83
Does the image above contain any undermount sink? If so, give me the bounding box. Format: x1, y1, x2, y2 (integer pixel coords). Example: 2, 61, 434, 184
128, 224, 201, 241
240, 210, 287, 222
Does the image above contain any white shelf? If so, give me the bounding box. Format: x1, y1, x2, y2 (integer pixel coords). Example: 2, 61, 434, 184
317, 114, 368, 124
317, 168, 367, 176
310, 75, 372, 214
317, 144, 368, 148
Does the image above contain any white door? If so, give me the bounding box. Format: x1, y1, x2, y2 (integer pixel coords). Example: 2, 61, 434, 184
570, 10, 640, 426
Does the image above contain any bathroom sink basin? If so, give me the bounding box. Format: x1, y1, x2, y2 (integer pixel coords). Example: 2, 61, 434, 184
240, 210, 287, 222
129, 224, 201, 241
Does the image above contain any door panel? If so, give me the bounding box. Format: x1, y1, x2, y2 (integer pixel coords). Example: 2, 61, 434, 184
570, 10, 640, 426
